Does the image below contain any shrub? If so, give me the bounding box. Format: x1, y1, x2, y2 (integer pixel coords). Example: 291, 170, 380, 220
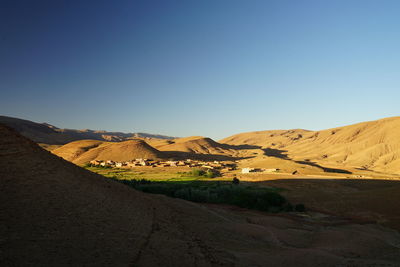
174, 188, 191, 200
294, 204, 306, 212
283, 203, 294, 212
190, 188, 210, 202
112, 178, 291, 213
189, 168, 206, 177
188, 168, 220, 178
232, 177, 240, 185
204, 170, 216, 178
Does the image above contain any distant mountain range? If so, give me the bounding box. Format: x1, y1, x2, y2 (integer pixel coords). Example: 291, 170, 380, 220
0, 115, 176, 144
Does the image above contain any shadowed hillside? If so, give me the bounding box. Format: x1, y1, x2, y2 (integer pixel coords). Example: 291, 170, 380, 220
149, 136, 232, 153
2, 123, 400, 266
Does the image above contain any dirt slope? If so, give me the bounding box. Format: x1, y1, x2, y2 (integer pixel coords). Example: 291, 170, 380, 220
52, 139, 164, 164
221, 117, 400, 174
220, 129, 311, 148
2, 124, 400, 266
146, 136, 256, 161
285, 117, 400, 173
151, 136, 233, 154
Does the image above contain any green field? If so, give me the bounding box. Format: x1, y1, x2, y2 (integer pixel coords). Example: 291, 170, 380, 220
84, 166, 221, 182
84, 166, 305, 213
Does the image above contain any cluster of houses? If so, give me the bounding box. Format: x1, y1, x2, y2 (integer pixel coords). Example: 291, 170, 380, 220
89, 158, 237, 171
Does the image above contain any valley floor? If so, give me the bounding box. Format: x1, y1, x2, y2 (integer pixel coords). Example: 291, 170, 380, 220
86, 165, 400, 232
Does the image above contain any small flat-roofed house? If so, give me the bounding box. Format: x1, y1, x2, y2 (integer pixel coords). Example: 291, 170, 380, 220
203, 165, 214, 170
241, 168, 255, 174
167, 161, 177, 167
90, 160, 101, 166
115, 162, 125, 168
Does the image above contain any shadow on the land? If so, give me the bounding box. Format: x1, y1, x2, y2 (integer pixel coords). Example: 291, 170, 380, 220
294, 160, 352, 174
249, 178, 400, 229
112, 174, 400, 229
163, 151, 252, 161
262, 148, 352, 174
263, 148, 290, 159
221, 144, 262, 150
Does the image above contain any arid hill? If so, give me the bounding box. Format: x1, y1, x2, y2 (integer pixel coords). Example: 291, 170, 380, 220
2, 123, 400, 266
52, 139, 164, 165
52, 136, 246, 165
5, 115, 400, 174
0, 115, 175, 145
220, 129, 311, 148
149, 136, 234, 154
221, 117, 400, 174
146, 136, 256, 161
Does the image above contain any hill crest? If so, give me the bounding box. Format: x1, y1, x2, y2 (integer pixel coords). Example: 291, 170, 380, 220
0, 115, 176, 145
53, 139, 164, 164
221, 117, 400, 174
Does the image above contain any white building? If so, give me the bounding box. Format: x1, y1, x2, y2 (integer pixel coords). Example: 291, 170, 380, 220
115, 162, 124, 168
241, 168, 255, 174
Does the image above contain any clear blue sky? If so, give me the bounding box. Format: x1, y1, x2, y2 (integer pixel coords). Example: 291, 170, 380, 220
1, 0, 399, 139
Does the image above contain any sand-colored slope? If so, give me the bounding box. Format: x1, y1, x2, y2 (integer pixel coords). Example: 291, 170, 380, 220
220, 129, 311, 148
154, 136, 232, 154
2, 124, 400, 266
51, 140, 105, 161
53, 139, 164, 164
221, 117, 400, 174
285, 117, 400, 172
238, 156, 323, 174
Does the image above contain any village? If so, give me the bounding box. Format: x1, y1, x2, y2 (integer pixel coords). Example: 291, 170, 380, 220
89, 158, 284, 175
89, 158, 237, 172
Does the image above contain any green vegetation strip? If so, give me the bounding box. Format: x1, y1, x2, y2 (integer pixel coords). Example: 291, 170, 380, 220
85, 165, 305, 213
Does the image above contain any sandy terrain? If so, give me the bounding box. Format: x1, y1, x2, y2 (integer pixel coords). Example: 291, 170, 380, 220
2, 124, 400, 266
7, 115, 400, 176
221, 116, 400, 175
52, 136, 251, 164
52, 139, 164, 164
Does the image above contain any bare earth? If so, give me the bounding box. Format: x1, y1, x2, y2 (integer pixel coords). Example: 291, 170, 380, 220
221, 116, 400, 175
2, 124, 400, 266
49, 117, 400, 180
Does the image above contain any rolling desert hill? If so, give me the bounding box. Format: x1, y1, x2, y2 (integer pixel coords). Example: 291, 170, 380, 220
52, 139, 165, 165
53, 136, 245, 164
5, 115, 400, 174
149, 136, 235, 154
2, 123, 400, 266
146, 136, 258, 161
221, 117, 400, 174
220, 129, 311, 148
0, 115, 175, 145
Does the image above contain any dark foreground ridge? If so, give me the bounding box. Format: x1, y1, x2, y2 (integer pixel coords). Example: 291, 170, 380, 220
1, 123, 400, 266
